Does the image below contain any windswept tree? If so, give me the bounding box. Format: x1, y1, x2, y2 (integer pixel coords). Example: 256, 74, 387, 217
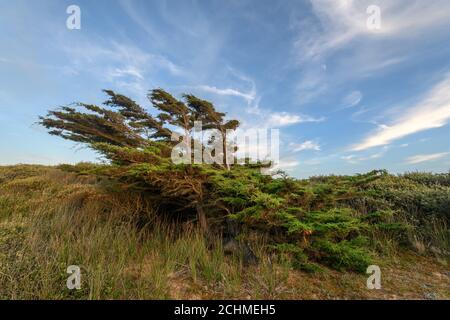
39, 89, 396, 272
184, 94, 239, 170
39, 89, 241, 232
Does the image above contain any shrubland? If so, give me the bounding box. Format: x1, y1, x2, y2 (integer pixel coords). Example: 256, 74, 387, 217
0, 89, 448, 299
0, 165, 448, 299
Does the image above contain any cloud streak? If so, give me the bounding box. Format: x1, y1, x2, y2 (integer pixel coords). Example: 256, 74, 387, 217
296, 0, 450, 63
342, 90, 363, 108
406, 152, 450, 164
290, 140, 321, 152
342, 146, 388, 164
196, 85, 256, 103
290, 1, 450, 107
352, 72, 450, 151
268, 112, 325, 127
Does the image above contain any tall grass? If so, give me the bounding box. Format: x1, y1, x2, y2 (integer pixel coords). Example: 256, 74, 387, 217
0, 166, 294, 299
1, 165, 448, 300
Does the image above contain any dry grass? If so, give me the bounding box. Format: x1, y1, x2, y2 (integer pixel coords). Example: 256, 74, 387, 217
0, 165, 448, 300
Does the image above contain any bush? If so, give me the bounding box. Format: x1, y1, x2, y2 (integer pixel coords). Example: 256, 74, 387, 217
38, 89, 449, 272
311, 238, 372, 273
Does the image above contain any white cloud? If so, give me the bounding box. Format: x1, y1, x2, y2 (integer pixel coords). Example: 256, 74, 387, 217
107, 66, 144, 80
406, 152, 450, 164
352, 72, 450, 151
268, 112, 325, 127
290, 1, 450, 106
296, 0, 450, 63
196, 85, 256, 103
341, 155, 356, 161
60, 40, 184, 101
194, 69, 260, 113
290, 141, 321, 152
342, 90, 363, 108
360, 150, 386, 161
279, 159, 300, 169
268, 159, 300, 172
342, 146, 388, 163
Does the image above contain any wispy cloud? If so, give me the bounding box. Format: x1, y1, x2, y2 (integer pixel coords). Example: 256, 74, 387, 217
196, 72, 325, 132
66, 40, 182, 77
296, 0, 450, 63
352, 72, 450, 151
290, 140, 321, 152
268, 112, 325, 127
406, 152, 450, 164
106, 66, 144, 80
342, 146, 389, 163
342, 90, 363, 108
61, 40, 183, 100
290, 1, 450, 107
196, 85, 256, 103
268, 159, 300, 172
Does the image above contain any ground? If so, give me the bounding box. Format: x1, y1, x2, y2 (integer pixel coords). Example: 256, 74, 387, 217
0, 165, 448, 300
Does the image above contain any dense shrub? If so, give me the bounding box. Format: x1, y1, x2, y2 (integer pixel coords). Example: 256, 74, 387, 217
402, 171, 450, 187
39, 89, 448, 272
366, 174, 450, 221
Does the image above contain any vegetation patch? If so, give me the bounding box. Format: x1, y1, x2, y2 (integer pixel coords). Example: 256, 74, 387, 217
32, 89, 449, 274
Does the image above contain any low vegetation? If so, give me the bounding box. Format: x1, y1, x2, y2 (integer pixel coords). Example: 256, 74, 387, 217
0, 165, 448, 299
0, 89, 448, 299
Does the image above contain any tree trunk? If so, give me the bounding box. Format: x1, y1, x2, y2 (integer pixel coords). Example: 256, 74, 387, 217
222, 131, 230, 171
196, 203, 208, 234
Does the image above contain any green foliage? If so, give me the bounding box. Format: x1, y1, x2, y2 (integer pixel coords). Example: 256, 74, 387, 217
311, 238, 371, 273
39, 89, 449, 273
402, 171, 450, 187
366, 173, 450, 221
271, 243, 322, 273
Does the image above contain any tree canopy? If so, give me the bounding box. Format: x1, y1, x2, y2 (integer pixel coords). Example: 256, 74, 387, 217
40, 89, 413, 273
39, 89, 243, 232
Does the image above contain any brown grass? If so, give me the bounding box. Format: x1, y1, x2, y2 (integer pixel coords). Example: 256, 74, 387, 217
0, 165, 448, 300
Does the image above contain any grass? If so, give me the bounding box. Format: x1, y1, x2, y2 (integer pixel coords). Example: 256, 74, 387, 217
0, 165, 448, 300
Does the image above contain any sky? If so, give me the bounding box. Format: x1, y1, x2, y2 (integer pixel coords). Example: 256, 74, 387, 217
1, 0, 450, 178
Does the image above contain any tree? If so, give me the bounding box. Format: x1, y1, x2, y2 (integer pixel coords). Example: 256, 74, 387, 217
39, 89, 240, 233
184, 95, 239, 170
40, 89, 395, 272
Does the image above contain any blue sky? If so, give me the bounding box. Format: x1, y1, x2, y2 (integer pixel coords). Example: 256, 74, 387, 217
1, 0, 450, 177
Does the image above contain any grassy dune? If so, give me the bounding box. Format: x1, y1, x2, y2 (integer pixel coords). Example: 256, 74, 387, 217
0, 165, 448, 300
